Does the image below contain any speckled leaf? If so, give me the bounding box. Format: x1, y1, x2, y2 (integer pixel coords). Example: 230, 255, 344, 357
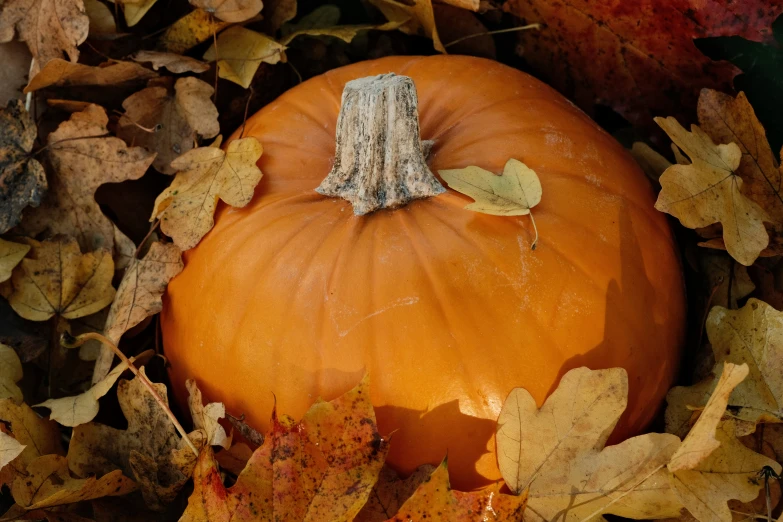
355, 465, 435, 522
0, 399, 64, 482
158, 9, 229, 54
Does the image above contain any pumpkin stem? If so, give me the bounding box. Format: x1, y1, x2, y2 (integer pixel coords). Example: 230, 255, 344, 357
316, 73, 445, 215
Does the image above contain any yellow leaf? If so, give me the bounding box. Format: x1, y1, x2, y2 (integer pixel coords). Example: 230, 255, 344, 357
0, 399, 64, 476
189, 0, 262, 22
25, 59, 157, 93
159, 9, 229, 54
0, 431, 25, 473
203, 27, 286, 89
369, 0, 443, 52
0, 344, 23, 404
630, 141, 672, 182
355, 465, 436, 522
654, 117, 769, 266
153, 137, 264, 250
186, 380, 230, 449
0, 239, 29, 283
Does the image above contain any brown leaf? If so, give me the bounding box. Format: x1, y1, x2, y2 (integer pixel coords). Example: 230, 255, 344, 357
25, 59, 156, 93
17, 104, 155, 263
0, 343, 23, 403
118, 77, 219, 174
213, 443, 252, 476
354, 465, 436, 522
369, 0, 443, 52
700, 252, 755, 310
158, 9, 229, 54
188, 0, 261, 22
84, 0, 116, 36
6, 237, 115, 321
0, 99, 46, 234
0, 0, 89, 75
259, 0, 295, 33
0, 238, 29, 283
131, 51, 209, 74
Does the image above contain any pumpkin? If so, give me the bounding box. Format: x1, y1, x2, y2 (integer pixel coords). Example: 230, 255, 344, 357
161, 55, 685, 490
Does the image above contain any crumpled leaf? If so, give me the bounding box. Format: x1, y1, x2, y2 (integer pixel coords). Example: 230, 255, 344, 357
186, 380, 229, 449
203, 27, 286, 89
152, 136, 263, 250
667, 299, 783, 435
369, 0, 443, 52
158, 9, 229, 54
17, 105, 155, 264
131, 51, 209, 74
67, 369, 200, 511
12, 454, 135, 509
355, 465, 436, 522
92, 242, 181, 382
25, 59, 156, 93
497, 367, 684, 521
0, 238, 29, 283
0, 343, 23, 403
0, 99, 46, 234
0, 0, 89, 76
654, 116, 768, 266
700, 252, 755, 309
0, 399, 64, 480
180, 377, 389, 522
118, 77, 219, 174
188, 0, 261, 22
0, 430, 25, 472
5, 237, 115, 322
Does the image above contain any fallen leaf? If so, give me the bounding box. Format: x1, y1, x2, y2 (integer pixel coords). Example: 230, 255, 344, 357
0, 298, 49, 362
45, 99, 92, 112
279, 4, 403, 45
180, 377, 389, 522
84, 0, 116, 35
5, 237, 115, 322
131, 51, 209, 74
17, 104, 155, 262
25, 59, 156, 93
497, 367, 685, 521
0, 99, 46, 234
158, 9, 229, 54
0, 343, 23, 403
0, 238, 29, 283
203, 27, 286, 89
186, 380, 229, 449
0, 399, 64, 478
213, 442, 252, 476
355, 465, 436, 522
700, 252, 755, 309
630, 142, 672, 183
67, 369, 200, 511
654, 116, 768, 266
433, 3, 496, 59
0, 41, 30, 105
92, 242, 181, 383
188, 0, 261, 22
111, 0, 157, 26
259, 0, 295, 33
0, 430, 25, 472
0, 0, 89, 76
753, 263, 783, 312
12, 454, 135, 509
369, 0, 443, 52
439, 0, 477, 10
118, 77, 219, 174
384, 461, 526, 522
152, 136, 263, 250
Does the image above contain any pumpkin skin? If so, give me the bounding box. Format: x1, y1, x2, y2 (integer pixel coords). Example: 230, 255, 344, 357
161, 55, 685, 490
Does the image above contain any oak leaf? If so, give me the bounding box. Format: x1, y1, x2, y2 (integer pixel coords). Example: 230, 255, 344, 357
0, 238, 29, 283
0, 343, 23, 403
369, 0, 443, 52
25, 59, 156, 93
5, 237, 115, 322
180, 377, 390, 522
188, 0, 261, 22
131, 51, 209, 74
654, 116, 768, 266
0, 99, 46, 234
186, 380, 230, 449
203, 27, 286, 89
355, 465, 435, 522
118, 77, 219, 174
158, 9, 229, 54
152, 137, 263, 250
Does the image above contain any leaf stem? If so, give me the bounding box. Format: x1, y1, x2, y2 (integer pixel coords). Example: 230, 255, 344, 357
444, 24, 541, 48
62, 331, 199, 456
529, 211, 539, 250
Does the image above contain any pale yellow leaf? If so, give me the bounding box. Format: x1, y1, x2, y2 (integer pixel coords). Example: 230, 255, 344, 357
203, 27, 286, 89
0, 238, 29, 283
0, 344, 23, 404
369, 0, 443, 52
186, 380, 229, 449
158, 9, 229, 54
0, 431, 25, 472
189, 0, 262, 22
0, 399, 64, 478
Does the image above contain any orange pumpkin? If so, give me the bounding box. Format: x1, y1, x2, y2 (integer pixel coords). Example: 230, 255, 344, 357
161, 55, 685, 490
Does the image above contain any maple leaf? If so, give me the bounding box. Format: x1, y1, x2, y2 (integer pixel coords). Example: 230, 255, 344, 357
17, 104, 155, 265
152, 137, 263, 250
0, 238, 29, 283
25, 59, 157, 93
118, 77, 219, 174
0, 399, 64, 480
355, 465, 435, 522
188, 0, 261, 23
186, 380, 230, 449
203, 27, 286, 89
369, 0, 443, 52
0, 343, 23, 404
502, 0, 783, 133
131, 51, 209, 74
67, 370, 200, 510
4, 237, 115, 322
181, 377, 389, 522
700, 252, 755, 309
654, 116, 769, 266
158, 9, 229, 54
0, 100, 46, 234
0, 0, 89, 76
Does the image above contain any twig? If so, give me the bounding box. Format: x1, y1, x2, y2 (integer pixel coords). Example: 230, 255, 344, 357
62, 331, 199, 456
444, 24, 541, 48
239, 86, 254, 140
25, 58, 35, 112
529, 211, 539, 251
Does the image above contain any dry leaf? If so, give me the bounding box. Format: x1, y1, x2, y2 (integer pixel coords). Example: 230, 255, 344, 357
158, 9, 229, 54
67, 369, 200, 510
497, 367, 685, 521
181, 377, 389, 522
6, 237, 115, 322
700, 252, 755, 309
0, 238, 29, 283
188, 0, 261, 22
0, 99, 46, 234
279, 5, 403, 45
369, 0, 443, 52
203, 27, 286, 89
110, 0, 156, 26
12, 454, 135, 509
0, 0, 89, 76
630, 141, 672, 183
25, 59, 156, 93
0, 399, 64, 477
213, 442, 252, 476
18, 105, 155, 263
152, 136, 263, 250
260, 0, 295, 33
0, 41, 30, 105
0, 430, 25, 472
131, 51, 209, 74
355, 465, 436, 522
440, 0, 477, 9
186, 380, 229, 449
0, 343, 23, 404
84, 0, 116, 35
655, 117, 769, 266
92, 242, 181, 383
118, 77, 219, 174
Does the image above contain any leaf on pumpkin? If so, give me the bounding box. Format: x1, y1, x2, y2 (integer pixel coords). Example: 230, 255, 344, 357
497, 367, 685, 521
152, 136, 263, 250
0, 344, 23, 404
25, 59, 156, 93
158, 9, 229, 54
203, 27, 287, 89
0, 0, 89, 75
186, 380, 230, 449
67, 369, 201, 511
181, 376, 390, 522
369, 0, 443, 52
188, 0, 261, 22
84, 0, 116, 36
355, 465, 436, 522
91, 242, 181, 383
118, 77, 219, 174
0, 399, 64, 478
0, 430, 25, 472
0, 238, 29, 283
131, 51, 209, 74
0, 99, 46, 234
17, 105, 155, 265
700, 252, 755, 309
654, 116, 768, 266
5, 237, 115, 322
